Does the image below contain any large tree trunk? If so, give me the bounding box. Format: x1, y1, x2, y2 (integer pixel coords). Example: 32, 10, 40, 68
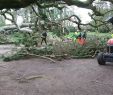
0, 23, 34, 33
0, 0, 36, 9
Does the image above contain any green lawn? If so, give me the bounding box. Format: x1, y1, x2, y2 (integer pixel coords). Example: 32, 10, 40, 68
87, 32, 111, 38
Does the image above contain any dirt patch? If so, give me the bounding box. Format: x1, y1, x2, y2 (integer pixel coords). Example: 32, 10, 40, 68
0, 58, 113, 95
0, 44, 15, 55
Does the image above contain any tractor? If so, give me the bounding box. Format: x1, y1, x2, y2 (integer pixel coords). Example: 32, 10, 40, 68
97, 38, 113, 65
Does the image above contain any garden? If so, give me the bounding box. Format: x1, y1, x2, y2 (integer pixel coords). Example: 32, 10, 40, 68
1, 1, 113, 95
0, 0, 112, 63
0, 30, 111, 62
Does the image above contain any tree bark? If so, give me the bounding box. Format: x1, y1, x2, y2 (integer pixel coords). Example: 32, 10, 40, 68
0, 0, 112, 10
0, 0, 36, 9
0, 23, 34, 33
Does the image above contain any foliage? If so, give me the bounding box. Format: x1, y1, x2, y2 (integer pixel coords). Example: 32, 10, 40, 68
11, 32, 39, 47
52, 33, 110, 58
66, 26, 75, 33
0, 16, 5, 27
2, 32, 111, 61
28, 46, 53, 55
3, 52, 27, 62
3, 46, 53, 61
0, 34, 11, 44
70, 36, 108, 58
51, 28, 61, 37
98, 26, 109, 33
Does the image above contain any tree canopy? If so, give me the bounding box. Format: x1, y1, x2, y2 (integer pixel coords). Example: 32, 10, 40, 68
0, 0, 113, 32
0, 0, 112, 16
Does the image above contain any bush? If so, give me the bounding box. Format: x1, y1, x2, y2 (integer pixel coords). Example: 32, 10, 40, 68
3, 46, 53, 61
11, 32, 39, 47
3, 32, 110, 61
0, 34, 11, 44
70, 35, 109, 58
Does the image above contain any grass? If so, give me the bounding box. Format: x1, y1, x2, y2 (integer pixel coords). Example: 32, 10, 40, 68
87, 32, 111, 38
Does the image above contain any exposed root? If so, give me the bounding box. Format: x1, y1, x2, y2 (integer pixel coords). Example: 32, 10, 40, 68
15, 75, 44, 83
19, 53, 56, 63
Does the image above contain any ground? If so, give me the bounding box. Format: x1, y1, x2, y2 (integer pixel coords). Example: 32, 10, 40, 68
0, 44, 113, 95
0, 58, 113, 95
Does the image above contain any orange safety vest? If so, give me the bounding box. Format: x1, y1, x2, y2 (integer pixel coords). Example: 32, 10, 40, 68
77, 38, 86, 45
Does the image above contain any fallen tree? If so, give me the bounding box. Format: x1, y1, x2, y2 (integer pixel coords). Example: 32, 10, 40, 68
0, 23, 34, 33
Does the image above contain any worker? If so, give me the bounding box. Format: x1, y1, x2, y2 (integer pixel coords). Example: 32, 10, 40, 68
76, 31, 86, 45
41, 31, 47, 45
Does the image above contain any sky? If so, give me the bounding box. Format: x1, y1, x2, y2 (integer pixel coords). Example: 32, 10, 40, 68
79, 0, 87, 2
5, 0, 93, 25
6, 7, 93, 25
67, 6, 93, 24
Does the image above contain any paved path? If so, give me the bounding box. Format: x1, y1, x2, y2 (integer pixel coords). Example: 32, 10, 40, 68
0, 58, 113, 95
0, 44, 15, 55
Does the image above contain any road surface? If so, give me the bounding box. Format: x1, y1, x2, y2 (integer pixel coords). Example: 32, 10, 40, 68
0, 58, 113, 95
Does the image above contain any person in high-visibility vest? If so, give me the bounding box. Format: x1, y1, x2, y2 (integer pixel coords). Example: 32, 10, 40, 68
111, 33, 113, 38
76, 31, 86, 45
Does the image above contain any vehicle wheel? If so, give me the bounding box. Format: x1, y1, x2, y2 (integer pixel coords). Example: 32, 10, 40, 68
97, 52, 106, 65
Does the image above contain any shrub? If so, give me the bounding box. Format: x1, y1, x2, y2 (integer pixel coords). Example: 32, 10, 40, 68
2, 32, 110, 61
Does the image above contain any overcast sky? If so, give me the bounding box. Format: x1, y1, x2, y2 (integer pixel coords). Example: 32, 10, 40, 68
67, 6, 93, 24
